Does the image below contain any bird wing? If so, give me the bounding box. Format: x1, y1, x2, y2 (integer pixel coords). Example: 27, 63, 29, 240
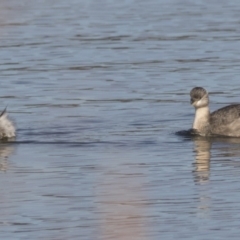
210, 104, 240, 126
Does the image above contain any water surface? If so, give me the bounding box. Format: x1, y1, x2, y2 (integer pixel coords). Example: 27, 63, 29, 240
1, 0, 240, 239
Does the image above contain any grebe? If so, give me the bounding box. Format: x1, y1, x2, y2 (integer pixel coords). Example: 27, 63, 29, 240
0, 108, 15, 139
190, 87, 240, 137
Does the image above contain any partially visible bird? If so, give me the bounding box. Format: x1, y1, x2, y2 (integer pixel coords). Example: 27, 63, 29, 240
0, 107, 15, 139
190, 87, 240, 137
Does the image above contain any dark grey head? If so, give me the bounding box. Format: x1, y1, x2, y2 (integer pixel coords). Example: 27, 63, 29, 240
190, 87, 209, 108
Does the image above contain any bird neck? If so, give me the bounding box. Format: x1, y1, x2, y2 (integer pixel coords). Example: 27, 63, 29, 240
193, 106, 210, 131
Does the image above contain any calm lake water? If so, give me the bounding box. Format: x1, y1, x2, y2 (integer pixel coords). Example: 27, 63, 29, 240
1, 0, 240, 239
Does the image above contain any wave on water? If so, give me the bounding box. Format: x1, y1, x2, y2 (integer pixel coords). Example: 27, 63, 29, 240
175, 129, 199, 137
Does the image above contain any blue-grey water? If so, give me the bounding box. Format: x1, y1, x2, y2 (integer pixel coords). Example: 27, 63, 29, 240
1, 0, 240, 239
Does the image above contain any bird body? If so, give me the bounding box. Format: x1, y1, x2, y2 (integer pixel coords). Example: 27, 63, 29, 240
0, 108, 15, 139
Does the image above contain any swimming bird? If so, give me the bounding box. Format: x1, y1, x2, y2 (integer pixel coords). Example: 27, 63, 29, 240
0, 107, 15, 139
190, 87, 240, 137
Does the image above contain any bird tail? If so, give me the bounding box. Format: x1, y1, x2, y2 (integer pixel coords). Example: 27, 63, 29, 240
0, 107, 7, 118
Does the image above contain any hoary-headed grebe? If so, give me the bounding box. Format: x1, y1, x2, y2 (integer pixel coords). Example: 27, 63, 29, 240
0, 108, 15, 139
190, 87, 240, 137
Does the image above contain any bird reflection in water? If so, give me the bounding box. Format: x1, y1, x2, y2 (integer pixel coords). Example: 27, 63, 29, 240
191, 136, 212, 217
191, 135, 240, 217
192, 135, 240, 184
192, 136, 211, 184
0, 144, 14, 171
